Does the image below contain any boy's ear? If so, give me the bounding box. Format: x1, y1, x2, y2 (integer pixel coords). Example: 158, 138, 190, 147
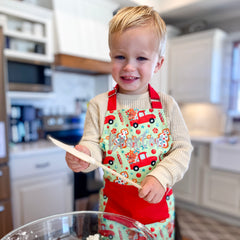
154, 57, 164, 73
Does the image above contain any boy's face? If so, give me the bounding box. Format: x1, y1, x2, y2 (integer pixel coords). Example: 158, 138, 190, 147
109, 26, 164, 95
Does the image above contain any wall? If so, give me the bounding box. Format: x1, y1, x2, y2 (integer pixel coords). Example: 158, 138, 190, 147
180, 103, 226, 136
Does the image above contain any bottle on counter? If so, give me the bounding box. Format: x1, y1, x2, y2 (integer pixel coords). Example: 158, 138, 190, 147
75, 98, 82, 116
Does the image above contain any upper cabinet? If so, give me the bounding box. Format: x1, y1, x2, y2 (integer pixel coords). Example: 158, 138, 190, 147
168, 29, 227, 103
0, 0, 54, 63
52, 0, 119, 62
150, 25, 180, 93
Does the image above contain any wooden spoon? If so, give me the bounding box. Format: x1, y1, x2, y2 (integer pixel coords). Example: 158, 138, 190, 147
48, 135, 142, 190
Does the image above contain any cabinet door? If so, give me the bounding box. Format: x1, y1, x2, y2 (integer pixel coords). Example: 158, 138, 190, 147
11, 171, 73, 228
0, 200, 13, 238
173, 145, 199, 203
202, 168, 240, 217
53, 0, 118, 61
150, 25, 180, 93
0, 165, 10, 200
168, 29, 226, 103
173, 143, 208, 204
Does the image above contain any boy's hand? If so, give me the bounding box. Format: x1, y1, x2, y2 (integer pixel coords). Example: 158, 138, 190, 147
65, 145, 90, 172
138, 176, 165, 204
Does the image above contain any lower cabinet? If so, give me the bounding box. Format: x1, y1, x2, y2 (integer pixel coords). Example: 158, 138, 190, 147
10, 147, 74, 229
202, 167, 240, 217
174, 141, 240, 220
173, 142, 208, 204
11, 171, 73, 228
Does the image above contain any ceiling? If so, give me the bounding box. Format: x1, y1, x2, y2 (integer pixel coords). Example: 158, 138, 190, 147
116, 0, 240, 30
159, 0, 240, 26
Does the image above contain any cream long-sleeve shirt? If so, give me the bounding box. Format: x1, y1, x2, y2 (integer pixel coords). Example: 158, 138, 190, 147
80, 90, 193, 190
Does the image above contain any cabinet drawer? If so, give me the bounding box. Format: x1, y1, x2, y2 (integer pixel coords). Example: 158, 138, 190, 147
0, 165, 10, 200
10, 148, 69, 179
202, 167, 240, 216
0, 199, 13, 238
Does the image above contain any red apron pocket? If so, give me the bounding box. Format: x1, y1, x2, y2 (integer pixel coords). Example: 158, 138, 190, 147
103, 179, 170, 225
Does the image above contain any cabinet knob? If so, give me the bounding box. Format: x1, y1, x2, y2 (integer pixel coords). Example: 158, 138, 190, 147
0, 170, 3, 177
35, 162, 50, 169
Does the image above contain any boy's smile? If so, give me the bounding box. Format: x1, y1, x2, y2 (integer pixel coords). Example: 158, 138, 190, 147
109, 25, 164, 95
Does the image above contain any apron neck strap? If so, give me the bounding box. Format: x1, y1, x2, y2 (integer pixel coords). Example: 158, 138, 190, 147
107, 84, 118, 111
148, 84, 162, 109
107, 84, 162, 111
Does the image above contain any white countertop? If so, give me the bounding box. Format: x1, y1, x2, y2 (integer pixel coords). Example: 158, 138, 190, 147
190, 135, 224, 143
9, 134, 225, 157
9, 139, 63, 157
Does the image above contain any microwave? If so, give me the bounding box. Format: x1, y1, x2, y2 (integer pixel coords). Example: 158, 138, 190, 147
7, 60, 53, 92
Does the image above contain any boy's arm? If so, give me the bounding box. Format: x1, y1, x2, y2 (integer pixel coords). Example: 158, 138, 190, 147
79, 98, 104, 173
148, 97, 193, 190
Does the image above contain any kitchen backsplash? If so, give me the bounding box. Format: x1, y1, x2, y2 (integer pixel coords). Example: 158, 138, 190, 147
10, 71, 110, 115
180, 103, 226, 136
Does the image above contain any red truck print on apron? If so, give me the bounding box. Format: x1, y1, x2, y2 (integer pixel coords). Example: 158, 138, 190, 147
99, 84, 175, 239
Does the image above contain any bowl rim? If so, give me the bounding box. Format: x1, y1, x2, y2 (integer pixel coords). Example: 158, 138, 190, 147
2, 211, 156, 239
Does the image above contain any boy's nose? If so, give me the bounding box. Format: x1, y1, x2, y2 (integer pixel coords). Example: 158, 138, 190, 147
123, 61, 135, 72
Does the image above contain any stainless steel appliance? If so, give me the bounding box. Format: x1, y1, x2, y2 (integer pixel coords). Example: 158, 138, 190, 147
42, 114, 84, 145
0, 26, 13, 238
43, 114, 103, 209
7, 60, 52, 92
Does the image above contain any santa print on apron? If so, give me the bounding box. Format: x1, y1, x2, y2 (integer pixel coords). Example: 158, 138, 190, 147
99, 84, 175, 239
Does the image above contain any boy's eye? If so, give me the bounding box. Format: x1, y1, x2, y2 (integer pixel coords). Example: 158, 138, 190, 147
137, 57, 147, 61
115, 55, 125, 60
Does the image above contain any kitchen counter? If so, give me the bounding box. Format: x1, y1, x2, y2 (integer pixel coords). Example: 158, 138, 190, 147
190, 135, 224, 143
9, 134, 226, 157
9, 139, 62, 157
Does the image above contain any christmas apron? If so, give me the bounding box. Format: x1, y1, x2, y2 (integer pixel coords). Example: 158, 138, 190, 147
99, 84, 175, 239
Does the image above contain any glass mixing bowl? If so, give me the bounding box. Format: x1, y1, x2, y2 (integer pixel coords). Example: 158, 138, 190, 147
2, 211, 156, 240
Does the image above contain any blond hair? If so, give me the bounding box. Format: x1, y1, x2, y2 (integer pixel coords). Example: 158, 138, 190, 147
109, 5, 167, 56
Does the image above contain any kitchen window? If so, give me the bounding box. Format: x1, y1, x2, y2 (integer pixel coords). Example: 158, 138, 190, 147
229, 41, 240, 114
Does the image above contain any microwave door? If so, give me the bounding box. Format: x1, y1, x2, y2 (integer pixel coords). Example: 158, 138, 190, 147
8, 61, 52, 92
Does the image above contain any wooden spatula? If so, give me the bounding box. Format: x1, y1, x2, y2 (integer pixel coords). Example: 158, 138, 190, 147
48, 135, 142, 190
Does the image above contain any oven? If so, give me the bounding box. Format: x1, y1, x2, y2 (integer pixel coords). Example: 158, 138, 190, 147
43, 114, 103, 210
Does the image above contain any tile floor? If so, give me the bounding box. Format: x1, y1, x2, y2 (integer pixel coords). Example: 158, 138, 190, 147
176, 207, 240, 240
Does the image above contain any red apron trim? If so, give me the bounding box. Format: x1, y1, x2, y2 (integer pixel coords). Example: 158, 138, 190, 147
148, 84, 162, 109
107, 84, 162, 111
103, 179, 170, 225
107, 85, 118, 111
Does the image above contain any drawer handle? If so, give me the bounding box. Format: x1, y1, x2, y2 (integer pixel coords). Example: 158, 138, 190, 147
0, 205, 5, 212
35, 162, 50, 169
0, 170, 2, 177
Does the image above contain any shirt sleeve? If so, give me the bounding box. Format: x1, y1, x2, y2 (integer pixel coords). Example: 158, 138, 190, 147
148, 96, 193, 190
79, 97, 104, 173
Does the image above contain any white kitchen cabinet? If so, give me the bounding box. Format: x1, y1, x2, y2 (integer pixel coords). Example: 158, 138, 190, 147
202, 167, 240, 217
52, 0, 119, 62
9, 146, 73, 228
173, 142, 208, 204
0, 0, 54, 63
11, 171, 72, 228
150, 25, 180, 93
175, 140, 240, 224
168, 29, 227, 103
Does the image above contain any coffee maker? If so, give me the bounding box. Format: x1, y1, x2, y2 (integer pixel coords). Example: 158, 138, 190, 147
10, 105, 43, 143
